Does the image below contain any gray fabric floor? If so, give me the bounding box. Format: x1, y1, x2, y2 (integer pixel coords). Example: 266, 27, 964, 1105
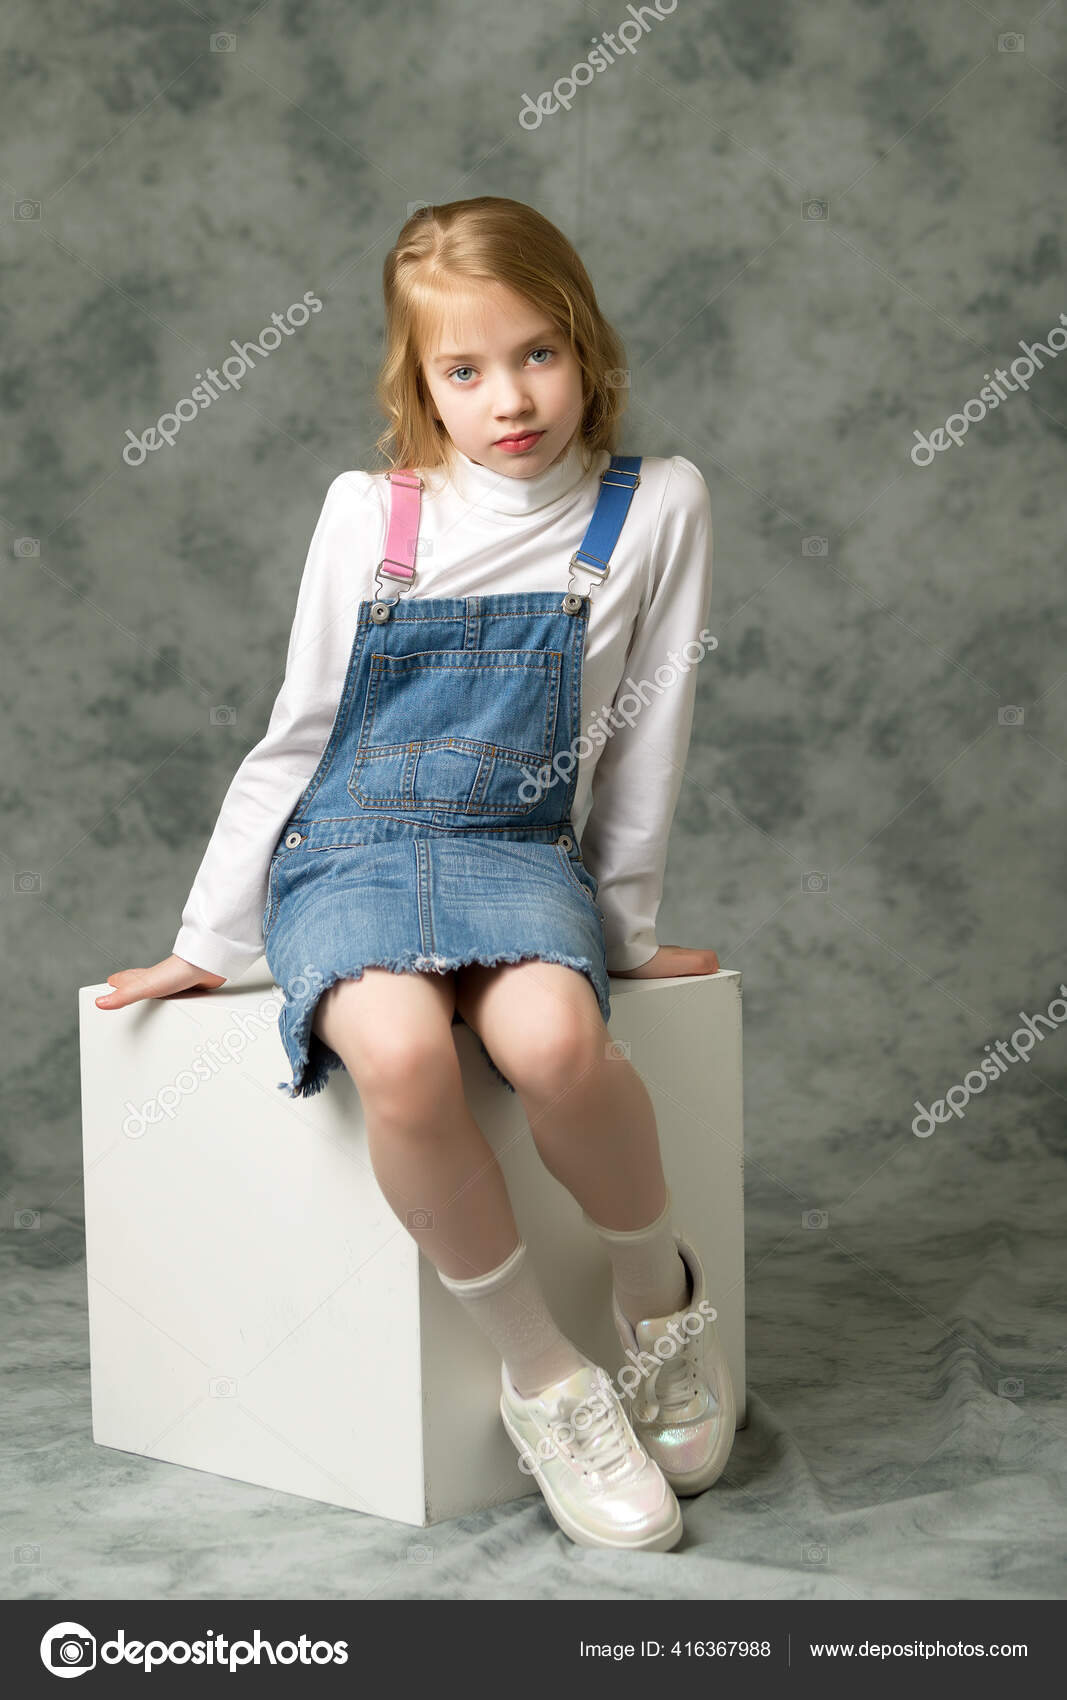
5, 0, 1066, 1607
6, 1132, 1063, 1600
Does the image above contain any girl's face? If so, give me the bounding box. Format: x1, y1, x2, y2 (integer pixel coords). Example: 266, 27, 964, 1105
421, 282, 586, 478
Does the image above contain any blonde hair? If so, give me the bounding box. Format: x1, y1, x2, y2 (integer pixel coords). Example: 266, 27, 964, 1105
373, 197, 629, 476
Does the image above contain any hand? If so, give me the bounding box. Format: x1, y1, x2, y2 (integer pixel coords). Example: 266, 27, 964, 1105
94, 955, 226, 1009
611, 945, 720, 979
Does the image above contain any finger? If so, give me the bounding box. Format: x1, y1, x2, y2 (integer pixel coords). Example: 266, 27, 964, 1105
95, 973, 153, 1009
96, 983, 148, 1009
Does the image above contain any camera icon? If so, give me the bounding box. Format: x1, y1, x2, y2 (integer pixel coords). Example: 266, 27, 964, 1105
416, 538, 434, 556
15, 537, 40, 556
802, 1209, 828, 1230
802, 199, 828, 221
605, 1039, 630, 1061
14, 1209, 40, 1229
997, 705, 1023, 726
15, 200, 41, 220
802, 1542, 828, 1563
405, 1207, 436, 1230
14, 871, 42, 894
209, 1376, 237, 1398
997, 33, 1024, 52
801, 871, 828, 894
407, 201, 432, 219
997, 1377, 1023, 1398
801, 536, 829, 557
407, 1543, 435, 1562
45, 1627, 96, 1670
210, 705, 238, 726
14, 1544, 41, 1563
605, 368, 631, 389
211, 32, 237, 51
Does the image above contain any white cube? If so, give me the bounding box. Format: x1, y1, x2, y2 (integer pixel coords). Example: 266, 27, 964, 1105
79, 966, 745, 1529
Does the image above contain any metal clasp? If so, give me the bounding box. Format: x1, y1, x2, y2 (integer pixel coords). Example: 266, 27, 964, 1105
373, 470, 425, 612
559, 460, 640, 607
561, 548, 609, 612
374, 556, 418, 603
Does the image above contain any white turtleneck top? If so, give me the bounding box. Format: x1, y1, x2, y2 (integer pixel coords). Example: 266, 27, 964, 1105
173, 439, 713, 980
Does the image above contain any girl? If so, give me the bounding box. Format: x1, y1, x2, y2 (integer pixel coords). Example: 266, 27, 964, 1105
97, 197, 734, 1553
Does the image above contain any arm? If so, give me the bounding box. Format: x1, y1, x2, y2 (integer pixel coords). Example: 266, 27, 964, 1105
579, 455, 715, 975
171, 470, 380, 981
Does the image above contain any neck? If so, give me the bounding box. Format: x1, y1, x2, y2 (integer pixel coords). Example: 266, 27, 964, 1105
442, 436, 599, 515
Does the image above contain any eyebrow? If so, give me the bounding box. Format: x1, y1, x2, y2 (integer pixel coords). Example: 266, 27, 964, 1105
429, 328, 559, 366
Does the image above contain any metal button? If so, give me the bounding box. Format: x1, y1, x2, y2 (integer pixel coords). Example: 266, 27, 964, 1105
561, 591, 585, 615
284, 831, 303, 848
370, 601, 392, 623
557, 833, 574, 852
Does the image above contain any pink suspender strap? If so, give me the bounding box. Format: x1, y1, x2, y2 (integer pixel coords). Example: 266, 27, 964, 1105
377, 470, 423, 584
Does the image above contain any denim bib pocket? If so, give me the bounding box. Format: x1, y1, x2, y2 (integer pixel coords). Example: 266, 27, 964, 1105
348, 648, 563, 817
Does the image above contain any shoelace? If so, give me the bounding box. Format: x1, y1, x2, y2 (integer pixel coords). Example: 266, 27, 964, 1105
641, 1333, 715, 1424
547, 1373, 638, 1483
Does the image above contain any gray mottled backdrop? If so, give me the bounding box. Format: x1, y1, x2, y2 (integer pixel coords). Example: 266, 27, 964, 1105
4, 0, 1065, 1601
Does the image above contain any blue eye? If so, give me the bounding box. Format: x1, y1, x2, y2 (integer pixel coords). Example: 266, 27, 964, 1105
446, 347, 556, 384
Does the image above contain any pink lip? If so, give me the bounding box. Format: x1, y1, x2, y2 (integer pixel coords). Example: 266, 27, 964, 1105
494, 430, 544, 451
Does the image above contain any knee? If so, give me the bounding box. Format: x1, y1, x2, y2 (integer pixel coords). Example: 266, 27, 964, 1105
504, 1015, 608, 1099
331, 1027, 460, 1122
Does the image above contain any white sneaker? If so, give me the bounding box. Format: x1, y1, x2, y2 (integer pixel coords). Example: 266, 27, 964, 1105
610, 1232, 737, 1496
500, 1357, 683, 1551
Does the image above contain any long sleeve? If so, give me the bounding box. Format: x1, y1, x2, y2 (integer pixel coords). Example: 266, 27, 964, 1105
579, 455, 714, 972
172, 471, 378, 980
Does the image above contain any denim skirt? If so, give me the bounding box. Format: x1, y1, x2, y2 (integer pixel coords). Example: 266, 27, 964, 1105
264, 831, 611, 1099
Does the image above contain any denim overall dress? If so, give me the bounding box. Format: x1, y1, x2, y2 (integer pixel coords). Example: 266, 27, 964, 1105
263, 454, 643, 1099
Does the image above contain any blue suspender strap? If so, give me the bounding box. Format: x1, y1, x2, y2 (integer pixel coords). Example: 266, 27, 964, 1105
571, 454, 643, 580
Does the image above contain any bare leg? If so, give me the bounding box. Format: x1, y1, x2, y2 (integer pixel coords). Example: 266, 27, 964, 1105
312, 969, 518, 1280
314, 967, 588, 1391
454, 960, 689, 1323
454, 959, 668, 1230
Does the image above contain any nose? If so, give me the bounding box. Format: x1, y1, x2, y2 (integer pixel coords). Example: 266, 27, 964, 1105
492, 368, 534, 421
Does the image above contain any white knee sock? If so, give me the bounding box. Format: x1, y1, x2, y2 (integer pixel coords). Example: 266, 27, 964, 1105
583, 1186, 689, 1327
437, 1240, 587, 1399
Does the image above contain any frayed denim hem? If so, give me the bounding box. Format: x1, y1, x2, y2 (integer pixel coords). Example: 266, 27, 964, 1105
274, 947, 610, 1101
473, 1035, 518, 1095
